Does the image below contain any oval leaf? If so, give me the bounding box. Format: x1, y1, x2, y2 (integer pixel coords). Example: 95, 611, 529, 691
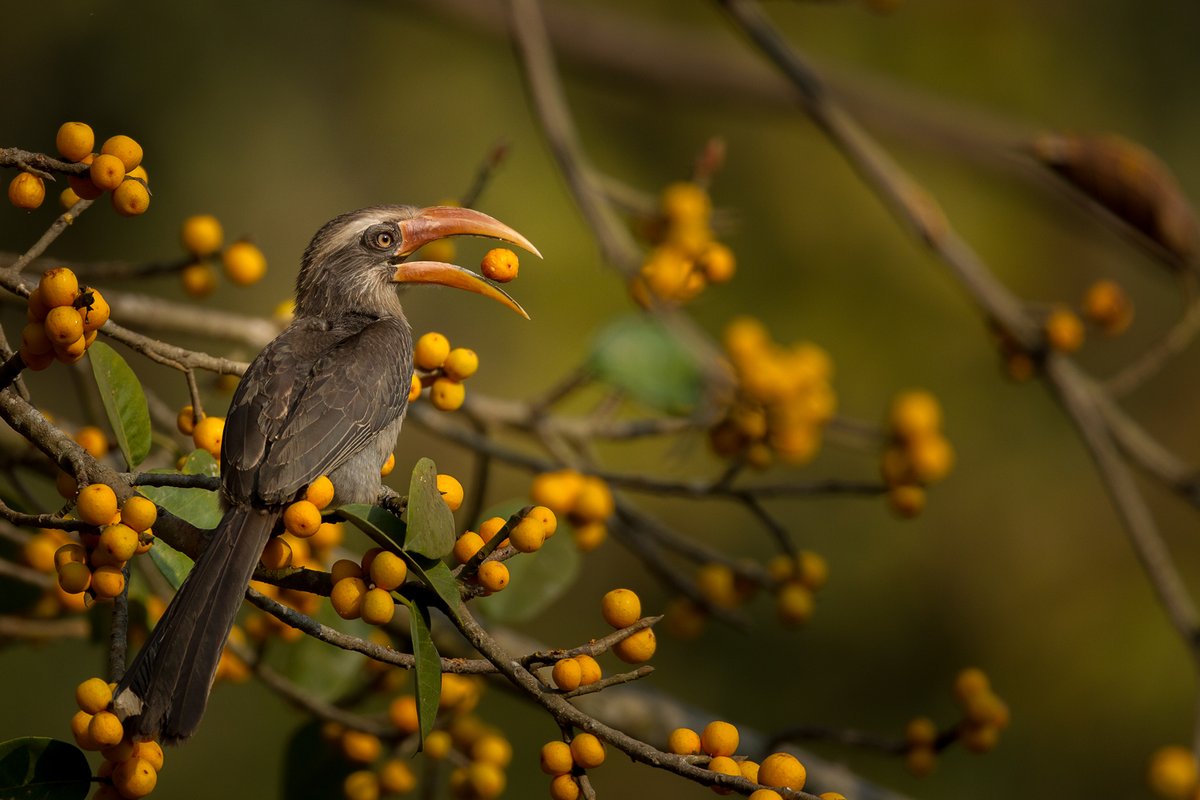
0, 737, 90, 800
88, 341, 151, 470
475, 501, 580, 623
146, 538, 194, 591
589, 314, 704, 415
403, 553, 461, 614
398, 596, 440, 749
138, 450, 222, 531
339, 504, 407, 550
405, 458, 454, 558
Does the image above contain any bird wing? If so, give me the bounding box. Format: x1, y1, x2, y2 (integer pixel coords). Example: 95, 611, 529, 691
222, 314, 412, 505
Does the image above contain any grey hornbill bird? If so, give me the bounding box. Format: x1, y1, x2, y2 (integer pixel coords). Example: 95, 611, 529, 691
113, 205, 538, 743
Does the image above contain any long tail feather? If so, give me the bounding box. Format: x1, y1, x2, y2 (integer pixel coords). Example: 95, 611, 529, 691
114, 506, 276, 743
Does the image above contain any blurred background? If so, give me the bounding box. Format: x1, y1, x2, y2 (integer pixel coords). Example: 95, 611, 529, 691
3, 1, 1200, 798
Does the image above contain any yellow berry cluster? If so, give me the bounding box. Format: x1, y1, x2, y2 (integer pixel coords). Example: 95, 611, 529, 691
905, 667, 1010, 776
599, 588, 656, 663
175, 405, 225, 459
529, 469, 614, 552
766, 549, 828, 627
1147, 745, 1200, 799
330, 547, 407, 625
21, 267, 110, 370
52, 488, 156, 605
539, 733, 606, 800
549, 653, 603, 692
881, 390, 954, 519
667, 721, 807, 797
453, 506, 559, 594
51, 122, 150, 216
178, 214, 268, 297
710, 317, 836, 470
244, 521, 342, 647
629, 181, 736, 307
410, 332, 479, 413
70, 677, 164, 799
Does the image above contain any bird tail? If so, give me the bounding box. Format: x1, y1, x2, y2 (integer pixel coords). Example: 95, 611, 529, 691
114, 506, 277, 744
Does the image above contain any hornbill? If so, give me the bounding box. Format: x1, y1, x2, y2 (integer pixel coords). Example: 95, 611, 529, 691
114, 205, 538, 743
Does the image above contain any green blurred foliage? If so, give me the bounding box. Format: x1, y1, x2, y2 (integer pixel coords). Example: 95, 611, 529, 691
3, 1, 1200, 798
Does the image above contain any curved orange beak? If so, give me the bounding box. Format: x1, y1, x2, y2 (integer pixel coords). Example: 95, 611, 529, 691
392, 206, 540, 319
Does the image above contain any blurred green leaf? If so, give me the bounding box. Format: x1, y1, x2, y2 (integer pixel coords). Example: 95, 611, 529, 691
138, 451, 222, 531
0, 737, 90, 800
588, 314, 704, 414
398, 596, 440, 749
88, 342, 151, 470
147, 538, 193, 591
476, 501, 579, 623
405, 457, 454, 559
283, 602, 374, 702
340, 504, 407, 550
282, 721, 353, 800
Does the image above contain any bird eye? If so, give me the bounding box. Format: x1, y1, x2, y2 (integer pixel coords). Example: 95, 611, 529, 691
364, 224, 398, 251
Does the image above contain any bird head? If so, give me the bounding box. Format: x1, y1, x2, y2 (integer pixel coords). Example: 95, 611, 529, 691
295, 205, 540, 319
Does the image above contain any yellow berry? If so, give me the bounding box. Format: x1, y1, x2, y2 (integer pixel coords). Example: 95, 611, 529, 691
758, 753, 806, 790
540, 740, 574, 775
132, 740, 164, 771
477, 560, 510, 592
570, 732, 605, 769
176, 405, 197, 436
887, 484, 925, 518
552, 658, 582, 692
340, 728, 383, 763
425, 729, 452, 759
430, 377, 465, 411
304, 475, 335, 509
480, 248, 519, 283
369, 550, 408, 591
408, 373, 422, 403
8, 172, 45, 209
76, 677, 113, 714
284, 500, 322, 538
1148, 745, 1199, 799
389, 694, 419, 734
905, 716, 938, 748
612, 628, 656, 664
121, 496, 157, 533
91, 565, 126, 599
707, 755, 741, 795
739, 759, 760, 784
181, 263, 218, 297
1045, 305, 1084, 353
330, 558, 363, 583
697, 242, 735, 283
69, 710, 96, 749
660, 181, 711, 224
112, 757, 157, 799
575, 654, 602, 686
700, 721, 739, 758
111, 179, 150, 217
21, 322, 53, 358
99, 523, 139, 563
572, 522, 607, 552
472, 733, 513, 767
697, 563, 737, 608
223, 241, 267, 286
776, 582, 814, 626
443, 348, 479, 380
44, 306, 83, 347
57, 561, 91, 593
378, 759, 416, 794
100, 135, 143, 171
437, 473, 464, 511
192, 415, 224, 457
478, 516, 507, 545
667, 727, 701, 755
127, 165, 149, 184
750, 791, 783, 800
550, 774, 581, 800
961, 722, 999, 753
1083, 278, 1133, 335
23, 532, 62, 572
952, 667, 991, 704
453, 531, 485, 564
73, 426, 108, 459
527, 505, 558, 537
380, 452, 396, 476
601, 588, 641, 628
343, 770, 380, 800
259, 537, 292, 570
100, 738, 135, 763
817, 794, 846, 800
88, 710, 124, 748
77, 483, 118, 526
795, 551, 828, 590
180, 214, 224, 257
56, 122, 95, 162
89, 154, 125, 192
572, 476, 613, 522
330, 577, 368, 620
59, 187, 80, 209
467, 761, 506, 799
53, 333, 88, 364
414, 332, 451, 370
509, 517, 546, 553
530, 469, 584, 514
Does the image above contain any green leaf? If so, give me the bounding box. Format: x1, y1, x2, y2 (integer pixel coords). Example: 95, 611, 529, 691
405, 457, 454, 559
589, 314, 704, 415
139, 450, 223, 531
147, 537, 194, 590
403, 554, 461, 614
476, 501, 580, 623
339, 503, 407, 550
88, 341, 152, 470
0, 737, 90, 800
282, 601, 375, 702
398, 596, 440, 749
282, 721, 354, 800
